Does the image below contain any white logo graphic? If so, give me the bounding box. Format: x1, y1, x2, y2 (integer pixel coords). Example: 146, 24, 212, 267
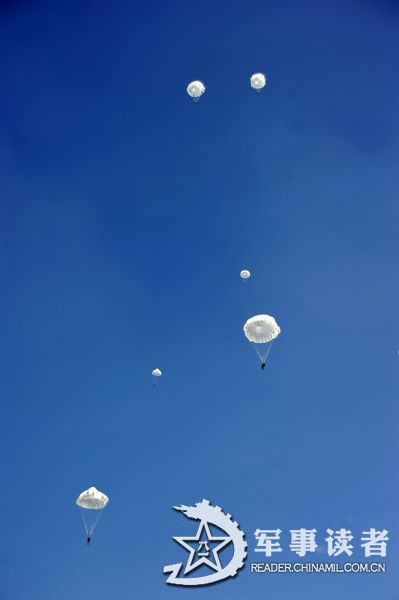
163, 499, 247, 586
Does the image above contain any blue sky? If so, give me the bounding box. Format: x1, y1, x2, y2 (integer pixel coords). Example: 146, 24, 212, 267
0, 0, 398, 598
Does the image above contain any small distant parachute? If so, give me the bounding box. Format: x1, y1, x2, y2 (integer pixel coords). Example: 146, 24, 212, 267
187, 80, 206, 102
250, 73, 266, 93
152, 368, 162, 385
76, 486, 109, 544
243, 314, 280, 369
240, 269, 251, 281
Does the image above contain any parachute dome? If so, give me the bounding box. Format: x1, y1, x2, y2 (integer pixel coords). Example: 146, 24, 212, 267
186, 80, 206, 100
240, 270, 251, 279
152, 368, 162, 377
243, 315, 280, 344
76, 487, 109, 510
250, 73, 266, 91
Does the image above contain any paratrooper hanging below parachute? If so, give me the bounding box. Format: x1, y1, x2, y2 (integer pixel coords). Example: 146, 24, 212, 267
76, 486, 109, 545
243, 314, 280, 369
186, 80, 206, 103
250, 73, 266, 93
152, 368, 162, 385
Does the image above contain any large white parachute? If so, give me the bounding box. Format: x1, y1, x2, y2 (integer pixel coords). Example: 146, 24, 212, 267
243, 314, 280, 369
243, 314, 280, 343
186, 80, 206, 102
76, 486, 109, 543
240, 269, 251, 280
250, 73, 266, 92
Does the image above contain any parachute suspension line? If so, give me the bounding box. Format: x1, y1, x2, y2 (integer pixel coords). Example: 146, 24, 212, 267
252, 340, 274, 366
263, 339, 274, 363
80, 507, 103, 537
79, 507, 89, 536
89, 510, 103, 536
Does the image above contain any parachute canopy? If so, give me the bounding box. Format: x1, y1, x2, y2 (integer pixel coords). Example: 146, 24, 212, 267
243, 314, 280, 343
76, 486, 109, 510
250, 73, 266, 91
240, 269, 251, 280
152, 368, 162, 377
187, 80, 206, 101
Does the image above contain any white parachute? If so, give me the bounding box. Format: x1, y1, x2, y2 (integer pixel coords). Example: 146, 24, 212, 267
186, 80, 206, 102
240, 269, 251, 280
250, 73, 266, 93
152, 368, 162, 385
76, 486, 109, 544
243, 314, 280, 369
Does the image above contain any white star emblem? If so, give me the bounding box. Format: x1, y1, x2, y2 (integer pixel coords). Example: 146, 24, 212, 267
174, 521, 232, 575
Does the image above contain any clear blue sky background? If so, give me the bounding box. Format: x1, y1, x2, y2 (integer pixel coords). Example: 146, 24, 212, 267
0, 0, 398, 598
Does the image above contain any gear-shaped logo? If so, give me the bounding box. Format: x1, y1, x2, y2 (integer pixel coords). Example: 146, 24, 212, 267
163, 499, 247, 586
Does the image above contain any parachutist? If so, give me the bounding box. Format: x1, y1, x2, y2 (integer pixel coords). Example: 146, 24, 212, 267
76, 487, 109, 544
243, 315, 280, 371
187, 80, 206, 102
250, 73, 266, 92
